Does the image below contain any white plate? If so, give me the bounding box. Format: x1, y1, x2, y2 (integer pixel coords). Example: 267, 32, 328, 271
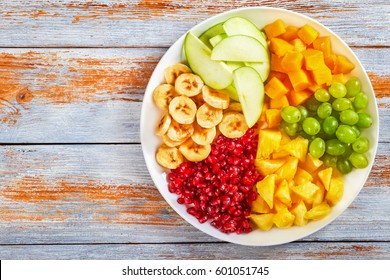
140, 7, 379, 246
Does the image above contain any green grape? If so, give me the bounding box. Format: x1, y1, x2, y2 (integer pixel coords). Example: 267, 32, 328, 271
332, 98, 352, 111
297, 105, 308, 120
350, 125, 361, 138
280, 121, 299, 137
337, 158, 353, 174
302, 117, 321, 135
322, 154, 338, 168
298, 130, 315, 140
314, 88, 330, 102
309, 137, 326, 158
352, 136, 369, 153
356, 113, 373, 128
336, 124, 358, 144
341, 144, 353, 159
329, 82, 347, 98
323, 116, 339, 135
345, 77, 361, 98
353, 92, 369, 110
317, 102, 332, 119
349, 152, 369, 169
326, 139, 346, 156
281, 106, 301, 123
340, 109, 359, 125
306, 96, 321, 111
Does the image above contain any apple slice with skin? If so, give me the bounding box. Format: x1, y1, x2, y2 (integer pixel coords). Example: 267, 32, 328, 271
245, 61, 270, 82
198, 22, 225, 49
209, 33, 227, 48
184, 32, 233, 90
223, 16, 268, 48
211, 35, 268, 62
233, 66, 265, 127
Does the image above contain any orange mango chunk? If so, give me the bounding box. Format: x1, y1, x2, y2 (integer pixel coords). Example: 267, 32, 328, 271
297, 24, 319, 45
265, 109, 282, 128
287, 69, 311, 91
264, 19, 286, 39
287, 89, 313, 106
312, 65, 332, 86
290, 38, 307, 52
313, 36, 332, 56
265, 76, 289, 99
281, 51, 303, 72
324, 53, 337, 71
333, 55, 355, 74
270, 54, 285, 72
303, 49, 325, 70
270, 38, 294, 56
280, 26, 299, 41
270, 95, 290, 109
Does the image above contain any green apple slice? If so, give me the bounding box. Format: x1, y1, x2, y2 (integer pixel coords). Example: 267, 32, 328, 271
245, 61, 270, 82
233, 66, 264, 128
184, 32, 232, 90
209, 33, 227, 47
224, 83, 240, 101
211, 35, 268, 62
223, 17, 267, 48
199, 22, 225, 49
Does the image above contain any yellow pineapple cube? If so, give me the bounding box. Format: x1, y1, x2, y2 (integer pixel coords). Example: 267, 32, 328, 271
271, 150, 290, 159
294, 167, 314, 185
318, 167, 333, 191
276, 156, 299, 180
274, 199, 289, 212
250, 213, 275, 231
299, 153, 323, 173
290, 200, 308, 226
280, 131, 291, 145
256, 174, 277, 209
251, 194, 272, 214
279, 136, 308, 162
275, 179, 292, 207
304, 203, 331, 220
291, 181, 320, 204
255, 158, 287, 176
325, 174, 344, 206
312, 180, 326, 207
273, 208, 295, 228
257, 129, 282, 159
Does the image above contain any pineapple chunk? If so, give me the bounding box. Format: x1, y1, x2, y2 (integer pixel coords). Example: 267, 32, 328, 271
318, 167, 333, 191
299, 153, 323, 173
290, 200, 308, 226
294, 167, 314, 185
256, 174, 277, 209
326, 174, 344, 206
250, 213, 275, 231
280, 136, 308, 162
280, 130, 291, 144
274, 199, 289, 212
312, 180, 326, 207
273, 208, 295, 228
304, 203, 331, 220
257, 129, 282, 159
291, 181, 320, 204
251, 194, 272, 214
275, 179, 292, 207
255, 158, 287, 176
271, 149, 290, 159
276, 156, 299, 180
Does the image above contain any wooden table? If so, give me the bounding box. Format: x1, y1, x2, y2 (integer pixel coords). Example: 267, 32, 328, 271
0, 0, 389, 260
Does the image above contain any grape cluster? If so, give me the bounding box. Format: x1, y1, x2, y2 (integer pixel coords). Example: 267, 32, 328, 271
280, 77, 372, 174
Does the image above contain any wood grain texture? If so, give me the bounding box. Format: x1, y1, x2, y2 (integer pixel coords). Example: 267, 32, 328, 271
0, 144, 389, 244
0, 47, 388, 143
1, 242, 388, 260
0, 0, 388, 47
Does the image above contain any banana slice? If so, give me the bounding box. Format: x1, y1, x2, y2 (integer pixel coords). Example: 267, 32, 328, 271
191, 122, 216, 145
218, 112, 249, 138
179, 138, 211, 162
175, 73, 204, 97
156, 144, 184, 169
156, 111, 172, 136
225, 102, 243, 113
167, 120, 194, 142
202, 85, 230, 109
153, 84, 177, 110
164, 63, 192, 85
196, 103, 223, 128
162, 133, 187, 147
168, 96, 197, 124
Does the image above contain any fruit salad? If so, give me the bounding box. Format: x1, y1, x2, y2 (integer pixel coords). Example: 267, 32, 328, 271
152, 17, 373, 234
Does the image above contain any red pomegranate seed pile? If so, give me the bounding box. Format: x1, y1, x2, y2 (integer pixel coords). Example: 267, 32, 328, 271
167, 127, 262, 234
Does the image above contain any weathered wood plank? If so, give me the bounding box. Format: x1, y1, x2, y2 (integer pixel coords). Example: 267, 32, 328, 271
0, 143, 388, 244
0, 0, 388, 47
0, 242, 388, 260
0, 48, 388, 143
